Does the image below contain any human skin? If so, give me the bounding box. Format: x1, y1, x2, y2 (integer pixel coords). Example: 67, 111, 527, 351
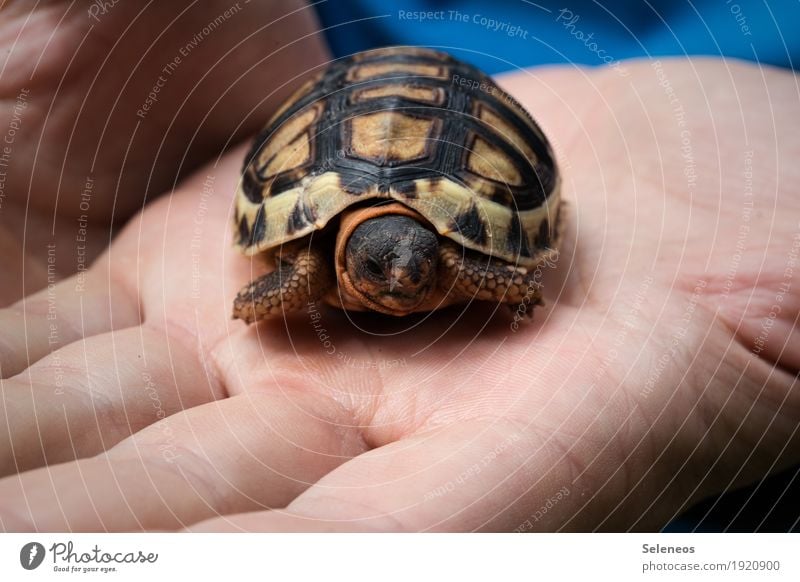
0, 0, 328, 303
0, 4, 798, 532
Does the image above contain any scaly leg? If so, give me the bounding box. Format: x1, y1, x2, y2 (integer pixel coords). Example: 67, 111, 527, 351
233, 247, 332, 324
438, 242, 545, 317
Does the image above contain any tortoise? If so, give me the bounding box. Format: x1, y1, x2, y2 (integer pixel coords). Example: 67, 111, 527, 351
232, 46, 562, 323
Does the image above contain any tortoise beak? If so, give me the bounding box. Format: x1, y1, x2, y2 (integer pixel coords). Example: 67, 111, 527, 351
386, 262, 406, 293
386, 254, 424, 294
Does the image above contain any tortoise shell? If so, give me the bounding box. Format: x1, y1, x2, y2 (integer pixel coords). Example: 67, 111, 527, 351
234, 46, 561, 268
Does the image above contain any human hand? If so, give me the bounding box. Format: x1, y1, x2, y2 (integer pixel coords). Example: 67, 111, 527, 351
1, 58, 797, 532
0, 0, 328, 303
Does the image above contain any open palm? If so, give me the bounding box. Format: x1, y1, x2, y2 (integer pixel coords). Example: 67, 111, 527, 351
1, 58, 798, 532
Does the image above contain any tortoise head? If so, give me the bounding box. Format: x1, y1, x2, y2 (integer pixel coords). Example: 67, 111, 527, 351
343, 213, 439, 315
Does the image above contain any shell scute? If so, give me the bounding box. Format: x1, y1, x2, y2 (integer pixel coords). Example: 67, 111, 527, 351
235, 46, 561, 266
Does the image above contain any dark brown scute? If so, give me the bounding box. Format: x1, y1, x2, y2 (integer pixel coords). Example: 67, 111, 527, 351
536, 218, 551, 248
393, 180, 418, 198
506, 212, 531, 258
288, 199, 316, 234
248, 205, 267, 247
241, 169, 263, 204
489, 185, 513, 206
238, 215, 251, 246
451, 204, 487, 246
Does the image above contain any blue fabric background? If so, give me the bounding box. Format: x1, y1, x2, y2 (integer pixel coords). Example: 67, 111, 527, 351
315, 0, 799, 73
314, 0, 800, 532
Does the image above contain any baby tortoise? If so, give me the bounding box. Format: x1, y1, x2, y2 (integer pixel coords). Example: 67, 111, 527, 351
233, 46, 562, 323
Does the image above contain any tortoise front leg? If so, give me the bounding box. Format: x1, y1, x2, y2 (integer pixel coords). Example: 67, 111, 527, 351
233, 247, 332, 324
438, 242, 544, 315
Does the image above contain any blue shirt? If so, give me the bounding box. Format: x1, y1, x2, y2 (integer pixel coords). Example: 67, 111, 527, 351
315, 0, 799, 73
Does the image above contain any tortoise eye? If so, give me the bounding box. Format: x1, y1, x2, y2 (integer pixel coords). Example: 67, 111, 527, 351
366, 258, 384, 278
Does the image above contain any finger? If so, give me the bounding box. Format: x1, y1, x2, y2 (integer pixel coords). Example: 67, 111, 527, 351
0, 325, 220, 477
0, 265, 140, 378
0, 138, 247, 382
734, 292, 800, 375
188, 418, 574, 532
0, 144, 260, 477
0, 390, 365, 532
0, 224, 49, 307
106, 153, 248, 347
0, 143, 246, 378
